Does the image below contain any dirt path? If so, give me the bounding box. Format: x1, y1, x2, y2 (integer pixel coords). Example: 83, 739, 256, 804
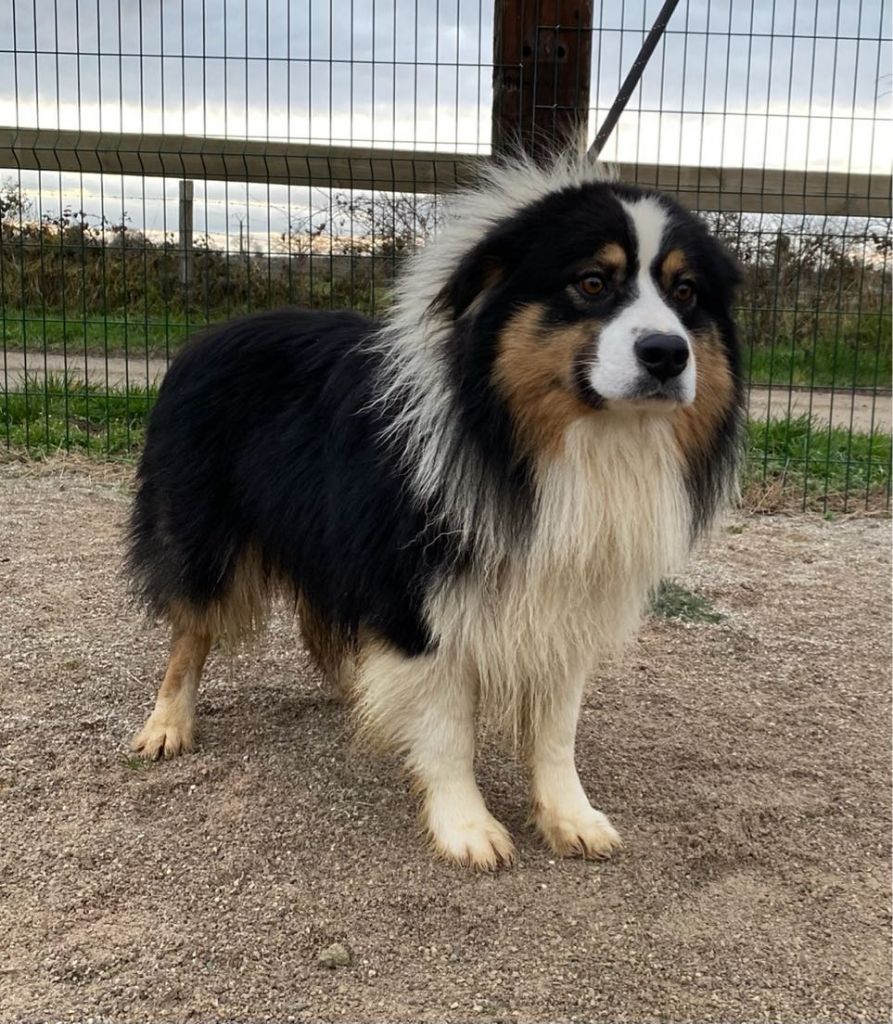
0, 460, 890, 1024
2, 350, 891, 432
746, 386, 891, 434
2, 351, 169, 388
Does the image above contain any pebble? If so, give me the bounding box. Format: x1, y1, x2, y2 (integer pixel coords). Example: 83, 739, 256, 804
317, 943, 353, 970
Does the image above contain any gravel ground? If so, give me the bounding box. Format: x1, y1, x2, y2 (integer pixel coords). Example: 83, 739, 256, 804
0, 458, 890, 1024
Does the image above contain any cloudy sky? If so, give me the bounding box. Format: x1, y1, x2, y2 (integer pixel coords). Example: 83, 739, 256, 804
1, 0, 889, 245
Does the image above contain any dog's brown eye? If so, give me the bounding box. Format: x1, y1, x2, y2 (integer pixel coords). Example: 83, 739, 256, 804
577, 273, 606, 298
673, 281, 695, 304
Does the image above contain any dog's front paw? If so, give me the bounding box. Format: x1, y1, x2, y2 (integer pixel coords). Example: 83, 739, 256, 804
534, 804, 622, 860
429, 814, 517, 871
130, 710, 195, 760
423, 788, 516, 870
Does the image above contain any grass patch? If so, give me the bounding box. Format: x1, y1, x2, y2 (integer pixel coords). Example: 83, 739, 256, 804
1, 310, 194, 359
744, 332, 892, 389
1, 374, 152, 455
744, 415, 891, 510
651, 581, 725, 624
0, 292, 389, 360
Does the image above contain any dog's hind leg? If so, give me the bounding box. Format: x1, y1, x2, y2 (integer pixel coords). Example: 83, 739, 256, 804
130, 546, 270, 759
131, 624, 212, 759
527, 670, 622, 859
354, 643, 516, 870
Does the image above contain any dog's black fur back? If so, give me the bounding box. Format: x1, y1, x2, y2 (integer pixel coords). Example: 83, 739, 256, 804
127, 309, 457, 655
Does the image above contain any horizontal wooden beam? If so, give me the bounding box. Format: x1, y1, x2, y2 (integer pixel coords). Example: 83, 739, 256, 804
0, 127, 480, 194
627, 163, 891, 220
1, 126, 889, 218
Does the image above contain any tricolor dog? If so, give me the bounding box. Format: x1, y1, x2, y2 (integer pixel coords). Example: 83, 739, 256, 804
127, 154, 742, 869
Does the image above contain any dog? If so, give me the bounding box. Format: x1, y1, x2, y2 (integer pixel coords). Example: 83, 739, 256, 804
127, 153, 742, 869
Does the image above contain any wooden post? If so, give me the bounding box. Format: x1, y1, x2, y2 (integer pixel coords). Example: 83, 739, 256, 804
492, 0, 594, 163
178, 179, 194, 288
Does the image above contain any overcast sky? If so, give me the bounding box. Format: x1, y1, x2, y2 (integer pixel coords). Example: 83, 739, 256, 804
1, 0, 889, 244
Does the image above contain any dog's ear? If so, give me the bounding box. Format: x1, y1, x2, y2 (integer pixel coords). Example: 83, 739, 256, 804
431, 239, 506, 320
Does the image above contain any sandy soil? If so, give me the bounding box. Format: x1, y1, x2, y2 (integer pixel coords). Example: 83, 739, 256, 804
3, 350, 891, 432
0, 459, 890, 1024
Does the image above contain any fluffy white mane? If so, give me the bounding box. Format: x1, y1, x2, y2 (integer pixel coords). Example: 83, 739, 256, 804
372, 153, 619, 557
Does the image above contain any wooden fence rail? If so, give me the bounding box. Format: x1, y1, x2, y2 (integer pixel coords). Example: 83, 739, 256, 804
1, 126, 890, 219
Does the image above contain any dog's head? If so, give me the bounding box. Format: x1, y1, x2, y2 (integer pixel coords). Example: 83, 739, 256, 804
432, 176, 741, 452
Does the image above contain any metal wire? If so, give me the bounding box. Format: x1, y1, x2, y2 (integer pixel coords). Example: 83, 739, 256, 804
589, 0, 680, 158
0, 0, 889, 512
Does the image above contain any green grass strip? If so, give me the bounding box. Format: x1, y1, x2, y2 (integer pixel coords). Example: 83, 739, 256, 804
745, 414, 891, 504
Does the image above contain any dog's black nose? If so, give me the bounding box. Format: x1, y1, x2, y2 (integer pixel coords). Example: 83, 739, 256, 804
634, 333, 690, 381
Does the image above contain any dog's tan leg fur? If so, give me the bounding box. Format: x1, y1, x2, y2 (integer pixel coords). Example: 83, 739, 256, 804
528, 671, 622, 859
131, 626, 212, 759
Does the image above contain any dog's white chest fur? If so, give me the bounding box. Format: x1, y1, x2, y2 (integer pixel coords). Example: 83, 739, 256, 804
425, 415, 690, 740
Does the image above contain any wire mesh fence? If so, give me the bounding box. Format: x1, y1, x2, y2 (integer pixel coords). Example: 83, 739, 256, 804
0, 0, 890, 511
